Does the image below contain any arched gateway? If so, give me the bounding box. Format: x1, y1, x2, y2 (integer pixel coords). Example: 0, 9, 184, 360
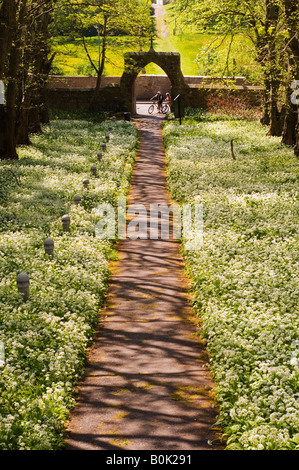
120, 47, 190, 115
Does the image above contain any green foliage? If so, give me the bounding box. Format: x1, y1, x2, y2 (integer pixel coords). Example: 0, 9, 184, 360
195, 46, 221, 75
49, 0, 259, 78
50, 0, 153, 77
163, 118, 299, 450
51, 35, 151, 76
0, 116, 138, 449
51, 32, 259, 78
171, 0, 297, 82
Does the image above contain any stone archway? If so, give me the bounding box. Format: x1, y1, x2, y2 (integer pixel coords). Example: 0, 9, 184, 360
120, 48, 190, 115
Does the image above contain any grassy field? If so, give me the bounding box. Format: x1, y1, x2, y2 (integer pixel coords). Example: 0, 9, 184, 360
163, 116, 299, 450
51, 36, 143, 77
51, 4, 259, 81
51, 33, 258, 80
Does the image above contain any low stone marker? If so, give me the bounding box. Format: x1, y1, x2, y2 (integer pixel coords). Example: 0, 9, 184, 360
73, 195, 82, 205
44, 238, 54, 255
61, 214, 70, 232
17, 273, 30, 301
83, 178, 90, 189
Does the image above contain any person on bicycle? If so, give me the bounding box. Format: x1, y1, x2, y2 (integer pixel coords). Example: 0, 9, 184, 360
151, 91, 164, 113
165, 92, 171, 103
165, 92, 171, 111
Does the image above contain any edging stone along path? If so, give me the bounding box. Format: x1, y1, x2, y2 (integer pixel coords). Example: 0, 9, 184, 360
65, 114, 223, 450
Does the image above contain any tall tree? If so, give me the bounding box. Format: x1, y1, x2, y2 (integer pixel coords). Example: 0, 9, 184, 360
262, 0, 285, 136
172, 0, 298, 154
53, 0, 153, 110
0, 0, 55, 158
0, 0, 26, 159
16, 0, 54, 145
281, 0, 299, 154
0, 0, 14, 157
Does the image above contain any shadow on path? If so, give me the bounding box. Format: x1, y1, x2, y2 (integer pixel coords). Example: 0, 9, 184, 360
65, 114, 223, 451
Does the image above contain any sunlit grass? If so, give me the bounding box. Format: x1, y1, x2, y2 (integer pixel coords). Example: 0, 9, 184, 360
51, 32, 258, 80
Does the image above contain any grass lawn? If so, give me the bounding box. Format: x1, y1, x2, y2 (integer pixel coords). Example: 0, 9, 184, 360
157, 3, 260, 80
51, 11, 259, 81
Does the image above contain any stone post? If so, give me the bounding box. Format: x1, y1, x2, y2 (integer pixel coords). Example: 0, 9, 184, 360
17, 273, 30, 301
73, 195, 82, 205
44, 238, 54, 255
61, 214, 71, 232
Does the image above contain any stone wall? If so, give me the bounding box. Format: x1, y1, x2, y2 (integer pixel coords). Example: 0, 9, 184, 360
49, 76, 120, 89
48, 85, 263, 114
48, 75, 260, 101
48, 74, 264, 114
48, 86, 125, 113
183, 86, 264, 110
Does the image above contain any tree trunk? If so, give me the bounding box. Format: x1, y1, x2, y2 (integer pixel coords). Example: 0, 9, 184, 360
15, 100, 31, 145
295, 111, 299, 157
261, 81, 271, 126
39, 52, 56, 124
0, 0, 15, 158
0, 0, 29, 159
0, 104, 6, 156
28, 8, 52, 131
1, 0, 53, 157
281, 89, 297, 146
1, 0, 23, 159
15, 4, 53, 144
89, 17, 108, 111
256, 32, 271, 126
0, 0, 11, 77
264, 0, 283, 137
39, 85, 50, 124
268, 78, 282, 136
282, 0, 299, 155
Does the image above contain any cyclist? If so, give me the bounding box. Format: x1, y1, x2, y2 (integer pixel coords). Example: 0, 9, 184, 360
165, 92, 171, 103
165, 92, 171, 111
151, 91, 164, 113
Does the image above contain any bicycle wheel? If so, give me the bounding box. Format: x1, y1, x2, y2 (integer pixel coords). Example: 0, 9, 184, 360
161, 103, 169, 114
148, 104, 155, 115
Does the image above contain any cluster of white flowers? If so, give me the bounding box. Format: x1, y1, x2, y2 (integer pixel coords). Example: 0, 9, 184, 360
164, 119, 299, 450
0, 118, 138, 449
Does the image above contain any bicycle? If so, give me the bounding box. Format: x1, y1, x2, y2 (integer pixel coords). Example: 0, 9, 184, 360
148, 101, 170, 115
